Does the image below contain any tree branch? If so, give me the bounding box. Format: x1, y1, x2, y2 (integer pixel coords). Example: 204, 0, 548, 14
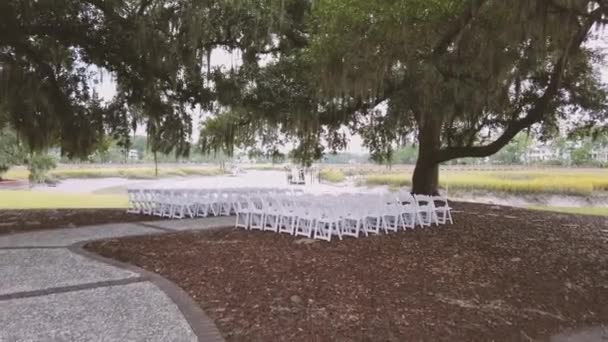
436, 9, 599, 163
137, 0, 153, 15
431, 0, 487, 58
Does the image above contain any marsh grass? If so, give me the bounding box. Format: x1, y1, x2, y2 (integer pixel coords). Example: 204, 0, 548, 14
0, 190, 128, 209
4, 166, 224, 180
243, 164, 285, 171
365, 170, 608, 196
319, 169, 347, 183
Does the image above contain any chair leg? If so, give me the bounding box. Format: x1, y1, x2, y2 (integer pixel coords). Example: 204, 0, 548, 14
358, 219, 367, 237
333, 221, 342, 240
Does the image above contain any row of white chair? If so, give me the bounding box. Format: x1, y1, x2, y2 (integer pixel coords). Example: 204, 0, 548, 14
235, 191, 453, 242
126, 188, 304, 219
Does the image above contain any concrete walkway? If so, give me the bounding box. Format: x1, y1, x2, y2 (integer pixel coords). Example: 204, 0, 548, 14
0, 217, 233, 342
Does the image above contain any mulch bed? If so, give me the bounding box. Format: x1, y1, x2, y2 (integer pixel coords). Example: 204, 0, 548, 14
86, 202, 608, 341
0, 209, 158, 236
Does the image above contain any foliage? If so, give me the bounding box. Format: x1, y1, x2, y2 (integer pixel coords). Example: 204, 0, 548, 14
0, 0, 302, 158
26, 154, 57, 184
309, 0, 608, 158
84, 134, 238, 164
0, 127, 26, 178
193, 0, 608, 193
2, 0, 607, 194
392, 146, 419, 164
491, 134, 531, 164
570, 140, 595, 166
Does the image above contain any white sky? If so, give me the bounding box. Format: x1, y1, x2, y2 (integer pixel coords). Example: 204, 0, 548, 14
96, 34, 608, 155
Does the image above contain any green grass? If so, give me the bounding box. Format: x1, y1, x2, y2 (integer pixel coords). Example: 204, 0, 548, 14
319, 169, 347, 183
4, 166, 224, 180
528, 206, 608, 217
4, 168, 29, 180
364, 170, 608, 196
0, 190, 128, 209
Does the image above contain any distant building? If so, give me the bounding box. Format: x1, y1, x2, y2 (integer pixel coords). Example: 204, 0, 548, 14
127, 149, 139, 161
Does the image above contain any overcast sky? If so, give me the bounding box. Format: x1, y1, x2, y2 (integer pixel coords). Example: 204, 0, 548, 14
96, 33, 608, 155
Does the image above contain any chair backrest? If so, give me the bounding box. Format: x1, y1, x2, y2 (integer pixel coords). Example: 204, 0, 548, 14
397, 190, 414, 203
431, 195, 449, 207
414, 194, 433, 207
235, 196, 250, 212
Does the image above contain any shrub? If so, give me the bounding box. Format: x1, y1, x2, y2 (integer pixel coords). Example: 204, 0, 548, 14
27, 154, 57, 184
0, 128, 26, 179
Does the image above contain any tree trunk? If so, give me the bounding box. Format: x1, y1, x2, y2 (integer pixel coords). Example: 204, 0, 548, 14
153, 151, 158, 177
412, 160, 439, 195
411, 116, 441, 195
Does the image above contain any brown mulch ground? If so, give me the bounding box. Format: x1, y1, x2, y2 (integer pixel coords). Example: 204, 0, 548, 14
86, 203, 608, 341
0, 209, 157, 236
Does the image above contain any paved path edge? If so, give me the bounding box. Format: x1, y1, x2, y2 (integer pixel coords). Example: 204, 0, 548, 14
69, 232, 226, 342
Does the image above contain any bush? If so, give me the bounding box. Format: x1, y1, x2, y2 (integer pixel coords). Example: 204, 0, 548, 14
0, 128, 26, 179
27, 154, 57, 184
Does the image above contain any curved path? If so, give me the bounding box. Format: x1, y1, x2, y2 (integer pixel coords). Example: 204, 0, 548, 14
0, 217, 233, 342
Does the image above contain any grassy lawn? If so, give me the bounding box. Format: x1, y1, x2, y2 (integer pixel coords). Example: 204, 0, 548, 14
363, 169, 608, 196
528, 206, 608, 217
0, 190, 128, 209
3, 165, 224, 180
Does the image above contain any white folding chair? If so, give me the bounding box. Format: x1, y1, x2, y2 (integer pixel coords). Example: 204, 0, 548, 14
382, 198, 404, 233
413, 195, 438, 226
278, 197, 297, 235
341, 199, 367, 238
262, 196, 281, 232
363, 195, 384, 234
126, 189, 142, 214
313, 202, 343, 242
235, 196, 251, 229
293, 200, 316, 238
432, 195, 453, 224
248, 196, 265, 231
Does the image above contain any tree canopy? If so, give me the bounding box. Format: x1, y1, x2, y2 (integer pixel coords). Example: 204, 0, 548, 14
1, 0, 607, 193
0, 0, 303, 156
204, 0, 608, 193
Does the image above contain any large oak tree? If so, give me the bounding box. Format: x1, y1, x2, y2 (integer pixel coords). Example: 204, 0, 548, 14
311, 0, 608, 194
2, 0, 607, 194
204, 0, 608, 194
